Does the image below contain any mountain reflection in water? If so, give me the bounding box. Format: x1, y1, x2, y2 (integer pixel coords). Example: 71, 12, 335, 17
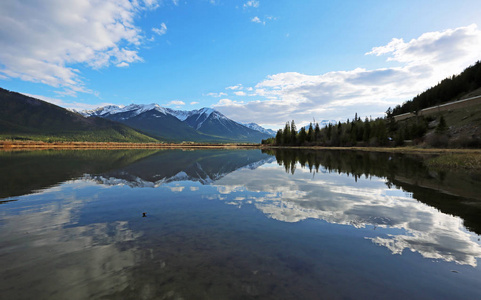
1, 149, 481, 299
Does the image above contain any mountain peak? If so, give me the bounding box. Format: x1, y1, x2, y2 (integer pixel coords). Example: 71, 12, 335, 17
198, 107, 215, 115
78, 103, 271, 142
80, 103, 168, 118
242, 122, 276, 136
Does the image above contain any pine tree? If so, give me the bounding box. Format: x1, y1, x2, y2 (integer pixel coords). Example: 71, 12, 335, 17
282, 122, 290, 145
436, 115, 447, 134
290, 120, 297, 145
298, 127, 307, 145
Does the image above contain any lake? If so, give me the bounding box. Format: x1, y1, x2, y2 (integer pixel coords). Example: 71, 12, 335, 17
1, 149, 481, 299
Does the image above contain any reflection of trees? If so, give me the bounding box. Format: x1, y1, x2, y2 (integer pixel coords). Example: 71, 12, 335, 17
263, 149, 481, 235
0, 150, 160, 199
0, 149, 273, 199
263, 149, 428, 183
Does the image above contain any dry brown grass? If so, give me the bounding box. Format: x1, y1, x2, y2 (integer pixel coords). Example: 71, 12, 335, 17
0, 140, 260, 151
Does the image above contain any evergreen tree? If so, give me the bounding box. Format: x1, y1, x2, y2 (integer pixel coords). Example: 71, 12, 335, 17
307, 123, 314, 143
290, 120, 297, 145
298, 127, 307, 145
282, 122, 290, 145
275, 129, 283, 145
314, 123, 321, 141
363, 118, 371, 142
436, 115, 448, 134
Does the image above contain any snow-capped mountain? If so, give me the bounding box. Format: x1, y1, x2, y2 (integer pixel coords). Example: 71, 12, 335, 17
242, 123, 276, 136
80, 104, 271, 143
184, 108, 230, 131
79, 103, 169, 119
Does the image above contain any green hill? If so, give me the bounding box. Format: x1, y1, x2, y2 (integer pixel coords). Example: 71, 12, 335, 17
0, 88, 158, 142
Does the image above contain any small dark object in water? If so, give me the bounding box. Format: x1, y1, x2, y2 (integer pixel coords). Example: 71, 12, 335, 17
451, 270, 459, 273
142, 212, 147, 217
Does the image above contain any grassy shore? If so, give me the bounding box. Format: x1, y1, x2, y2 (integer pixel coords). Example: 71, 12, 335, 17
260, 145, 481, 154
426, 153, 481, 170
0, 140, 260, 150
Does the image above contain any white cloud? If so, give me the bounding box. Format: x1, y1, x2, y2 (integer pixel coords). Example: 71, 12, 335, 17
205, 92, 227, 97
116, 62, 129, 68
251, 15, 276, 25
172, 0, 179, 5
226, 84, 243, 90
214, 24, 481, 129
234, 91, 246, 96
0, 0, 158, 96
152, 23, 167, 36
190, 101, 199, 105
168, 100, 186, 106
251, 16, 263, 24
244, 1, 260, 8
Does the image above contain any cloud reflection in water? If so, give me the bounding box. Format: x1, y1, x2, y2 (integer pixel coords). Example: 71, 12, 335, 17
213, 163, 481, 266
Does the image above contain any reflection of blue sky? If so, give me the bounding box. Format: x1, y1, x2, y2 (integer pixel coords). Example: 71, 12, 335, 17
213, 162, 481, 267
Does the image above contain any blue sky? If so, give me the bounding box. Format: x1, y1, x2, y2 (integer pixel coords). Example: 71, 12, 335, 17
1, 0, 481, 129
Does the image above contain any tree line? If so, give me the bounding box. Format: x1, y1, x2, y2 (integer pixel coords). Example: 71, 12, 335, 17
262, 112, 450, 147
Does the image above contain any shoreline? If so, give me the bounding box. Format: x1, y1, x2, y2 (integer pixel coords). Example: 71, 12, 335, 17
0, 141, 261, 150
1, 140, 481, 154
259, 145, 481, 154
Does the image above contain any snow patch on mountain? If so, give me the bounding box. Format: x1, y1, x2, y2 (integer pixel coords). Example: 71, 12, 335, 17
242, 123, 276, 136
80, 103, 168, 118
80, 104, 271, 140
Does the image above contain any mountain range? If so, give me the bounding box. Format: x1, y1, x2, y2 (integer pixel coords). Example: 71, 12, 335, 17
78, 104, 274, 143
0, 87, 274, 143
0, 87, 157, 142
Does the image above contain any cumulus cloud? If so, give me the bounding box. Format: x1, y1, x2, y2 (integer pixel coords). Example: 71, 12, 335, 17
190, 101, 199, 105
205, 92, 227, 97
251, 16, 263, 24
152, 23, 167, 36
244, 1, 260, 8
167, 100, 186, 106
226, 84, 243, 90
0, 0, 158, 96
214, 24, 481, 129
234, 91, 246, 96
116, 62, 130, 68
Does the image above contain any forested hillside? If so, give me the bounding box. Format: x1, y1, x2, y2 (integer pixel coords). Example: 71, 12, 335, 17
391, 61, 481, 116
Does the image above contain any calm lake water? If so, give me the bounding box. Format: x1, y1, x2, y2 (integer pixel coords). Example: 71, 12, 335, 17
1, 149, 481, 299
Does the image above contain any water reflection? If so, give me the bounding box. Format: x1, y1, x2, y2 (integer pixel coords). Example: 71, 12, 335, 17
212, 149, 481, 266
0, 187, 142, 299
1, 149, 481, 299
